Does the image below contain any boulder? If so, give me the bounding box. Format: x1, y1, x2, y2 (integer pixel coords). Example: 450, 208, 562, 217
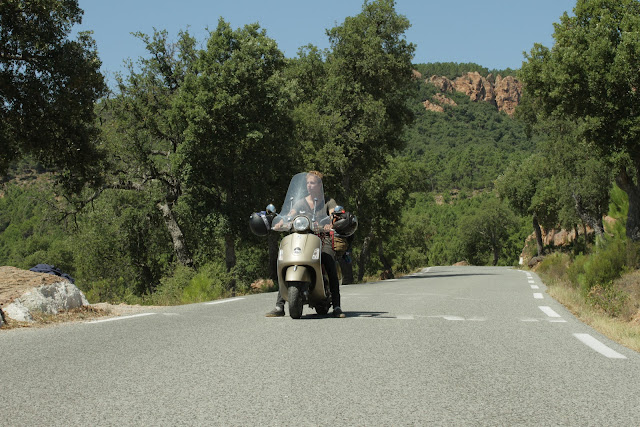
4, 281, 89, 322
0, 266, 89, 323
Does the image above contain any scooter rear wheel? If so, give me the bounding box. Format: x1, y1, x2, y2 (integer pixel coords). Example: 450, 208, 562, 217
288, 283, 304, 319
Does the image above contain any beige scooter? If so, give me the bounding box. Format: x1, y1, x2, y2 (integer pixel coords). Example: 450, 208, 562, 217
269, 172, 341, 318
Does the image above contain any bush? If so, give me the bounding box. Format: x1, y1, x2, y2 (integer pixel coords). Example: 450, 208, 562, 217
149, 265, 196, 305
586, 284, 629, 318
567, 254, 587, 288
148, 262, 232, 305
536, 252, 570, 284
181, 262, 230, 304
580, 239, 628, 295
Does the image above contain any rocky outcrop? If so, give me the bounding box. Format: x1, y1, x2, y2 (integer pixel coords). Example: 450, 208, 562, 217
494, 75, 522, 116
425, 72, 522, 116
422, 93, 458, 112
429, 75, 456, 93
453, 72, 496, 104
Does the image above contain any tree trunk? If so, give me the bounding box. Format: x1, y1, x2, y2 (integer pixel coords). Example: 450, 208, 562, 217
378, 241, 394, 279
616, 169, 640, 241
157, 201, 193, 267
224, 233, 237, 296
532, 214, 544, 256
492, 246, 499, 266
357, 231, 374, 282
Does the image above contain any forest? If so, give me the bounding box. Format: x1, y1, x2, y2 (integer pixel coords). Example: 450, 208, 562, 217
1, 0, 640, 327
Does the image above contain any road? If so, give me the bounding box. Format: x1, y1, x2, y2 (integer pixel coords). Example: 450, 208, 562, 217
1, 266, 639, 426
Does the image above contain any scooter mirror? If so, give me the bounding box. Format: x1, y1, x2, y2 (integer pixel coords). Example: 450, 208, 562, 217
266, 204, 276, 215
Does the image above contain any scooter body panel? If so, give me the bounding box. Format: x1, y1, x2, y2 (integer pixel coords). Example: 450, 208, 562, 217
277, 232, 325, 303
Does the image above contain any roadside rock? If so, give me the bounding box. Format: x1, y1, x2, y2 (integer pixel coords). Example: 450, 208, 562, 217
0, 266, 89, 323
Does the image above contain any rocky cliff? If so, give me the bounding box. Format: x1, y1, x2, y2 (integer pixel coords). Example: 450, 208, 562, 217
424, 71, 522, 116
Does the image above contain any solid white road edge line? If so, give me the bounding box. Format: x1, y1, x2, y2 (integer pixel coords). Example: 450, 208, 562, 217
88, 313, 156, 324
573, 333, 627, 359
205, 297, 245, 305
538, 306, 561, 318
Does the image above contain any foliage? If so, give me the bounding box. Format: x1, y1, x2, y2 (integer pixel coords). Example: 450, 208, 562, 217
519, 0, 640, 240
389, 191, 528, 271
458, 196, 518, 265
70, 188, 173, 299
0, 182, 75, 272
179, 19, 297, 237
0, 0, 107, 190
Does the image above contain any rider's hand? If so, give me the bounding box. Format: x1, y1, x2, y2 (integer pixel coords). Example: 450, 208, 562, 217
323, 223, 332, 231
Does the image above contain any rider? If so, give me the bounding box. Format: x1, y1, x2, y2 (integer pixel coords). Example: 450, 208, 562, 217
265, 171, 345, 318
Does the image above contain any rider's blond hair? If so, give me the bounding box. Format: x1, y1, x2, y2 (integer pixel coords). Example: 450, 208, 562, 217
308, 170, 323, 180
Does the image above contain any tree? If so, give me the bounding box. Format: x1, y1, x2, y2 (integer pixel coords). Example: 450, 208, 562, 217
100, 30, 197, 267
536, 119, 612, 239
0, 0, 106, 190
179, 19, 296, 287
458, 196, 517, 266
293, 0, 416, 278
519, 0, 640, 240
496, 154, 561, 256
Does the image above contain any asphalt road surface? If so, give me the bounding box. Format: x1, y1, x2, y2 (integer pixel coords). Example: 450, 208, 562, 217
2, 266, 639, 426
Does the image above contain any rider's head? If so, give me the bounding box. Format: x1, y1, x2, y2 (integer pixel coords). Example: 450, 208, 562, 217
306, 171, 323, 198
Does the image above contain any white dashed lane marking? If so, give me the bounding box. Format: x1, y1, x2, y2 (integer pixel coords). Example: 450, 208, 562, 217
539, 306, 562, 318
573, 333, 627, 359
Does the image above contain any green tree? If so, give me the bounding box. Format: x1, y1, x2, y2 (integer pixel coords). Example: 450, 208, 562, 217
496, 154, 561, 256
458, 196, 517, 266
98, 29, 196, 267
294, 0, 415, 278
519, 0, 640, 240
179, 19, 296, 287
0, 0, 106, 190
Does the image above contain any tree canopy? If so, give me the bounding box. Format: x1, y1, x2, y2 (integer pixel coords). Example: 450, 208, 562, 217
0, 0, 106, 190
519, 0, 640, 239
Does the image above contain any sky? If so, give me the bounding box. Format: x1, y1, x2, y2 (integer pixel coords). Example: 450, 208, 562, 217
75, 0, 577, 88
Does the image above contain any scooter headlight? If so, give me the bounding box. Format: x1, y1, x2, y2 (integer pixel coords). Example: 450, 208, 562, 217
293, 216, 311, 232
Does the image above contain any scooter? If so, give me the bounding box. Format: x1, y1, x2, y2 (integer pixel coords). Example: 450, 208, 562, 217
267, 173, 341, 319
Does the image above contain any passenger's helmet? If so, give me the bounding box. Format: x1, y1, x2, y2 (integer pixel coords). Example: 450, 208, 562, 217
332, 207, 358, 236
249, 211, 272, 236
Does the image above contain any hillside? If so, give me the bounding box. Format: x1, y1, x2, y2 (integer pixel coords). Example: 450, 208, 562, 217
403, 65, 534, 192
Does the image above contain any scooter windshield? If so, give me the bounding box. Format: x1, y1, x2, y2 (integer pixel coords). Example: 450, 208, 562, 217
272, 172, 330, 232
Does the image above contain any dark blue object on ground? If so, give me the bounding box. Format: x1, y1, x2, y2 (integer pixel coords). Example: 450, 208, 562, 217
29, 264, 75, 284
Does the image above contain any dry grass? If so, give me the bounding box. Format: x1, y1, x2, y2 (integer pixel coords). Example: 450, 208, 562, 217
1, 305, 111, 330
546, 278, 640, 353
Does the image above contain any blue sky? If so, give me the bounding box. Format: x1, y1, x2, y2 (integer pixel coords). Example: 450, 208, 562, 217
75, 0, 576, 88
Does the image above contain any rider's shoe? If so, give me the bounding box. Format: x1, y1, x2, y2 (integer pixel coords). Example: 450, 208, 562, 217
332, 307, 346, 318
265, 307, 285, 317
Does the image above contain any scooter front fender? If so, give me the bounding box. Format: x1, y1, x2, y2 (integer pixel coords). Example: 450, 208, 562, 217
284, 265, 312, 283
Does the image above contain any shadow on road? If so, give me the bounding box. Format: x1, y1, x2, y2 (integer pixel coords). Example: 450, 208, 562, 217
298, 311, 390, 320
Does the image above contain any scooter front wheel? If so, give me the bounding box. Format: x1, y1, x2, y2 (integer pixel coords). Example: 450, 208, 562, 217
288, 282, 304, 319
